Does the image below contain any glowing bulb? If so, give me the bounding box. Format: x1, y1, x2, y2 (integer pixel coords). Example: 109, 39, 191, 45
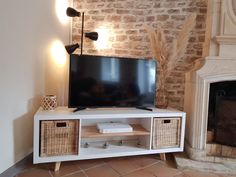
94, 28, 110, 50
55, 0, 69, 24
50, 40, 67, 67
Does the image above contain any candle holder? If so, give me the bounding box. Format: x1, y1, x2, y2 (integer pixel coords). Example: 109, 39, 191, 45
42, 95, 57, 111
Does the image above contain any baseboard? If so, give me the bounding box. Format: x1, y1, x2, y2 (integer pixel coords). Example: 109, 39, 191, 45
0, 153, 33, 177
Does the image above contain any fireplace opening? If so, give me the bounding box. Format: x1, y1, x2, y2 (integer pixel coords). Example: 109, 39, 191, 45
207, 81, 236, 147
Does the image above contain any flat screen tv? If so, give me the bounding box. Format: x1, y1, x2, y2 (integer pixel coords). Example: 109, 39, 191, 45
69, 54, 156, 108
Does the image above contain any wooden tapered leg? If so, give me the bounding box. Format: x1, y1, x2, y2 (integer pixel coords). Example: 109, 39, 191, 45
160, 153, 166, 161
54, 162, 61, 171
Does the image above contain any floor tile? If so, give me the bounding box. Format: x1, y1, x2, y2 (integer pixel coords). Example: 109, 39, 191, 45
74, 159, 105, 170
85, 164, 120, 177
50, 161, 81, 177
16, 168, 51, 177
143, 163, 182, 177
123, 169, 155, 177
14, 154, 235, 177
174, 173, 190, 177
66, 171, 87, 177
106, 155, 158, 175
182, 169, 220, 177
164, 154, 177, 168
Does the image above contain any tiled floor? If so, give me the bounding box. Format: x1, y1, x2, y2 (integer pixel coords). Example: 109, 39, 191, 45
15, 154, 236, 177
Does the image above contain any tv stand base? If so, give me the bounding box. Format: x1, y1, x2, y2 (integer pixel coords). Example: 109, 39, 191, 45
73, 107, 86, 112
33, 107, 186, 172
136, 106, 153, 111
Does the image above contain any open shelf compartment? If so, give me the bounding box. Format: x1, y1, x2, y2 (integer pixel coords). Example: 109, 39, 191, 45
79, 140, 150, 159
81, 124, 150, 138
80, 117, 153, 152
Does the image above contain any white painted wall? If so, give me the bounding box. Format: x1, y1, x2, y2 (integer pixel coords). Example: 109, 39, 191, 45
0, 0, 70, 173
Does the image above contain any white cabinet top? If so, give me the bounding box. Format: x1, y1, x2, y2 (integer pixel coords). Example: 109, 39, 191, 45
34, 107, 185, 120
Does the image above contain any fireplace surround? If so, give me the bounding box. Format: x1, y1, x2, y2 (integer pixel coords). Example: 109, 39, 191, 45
184, 57, 236, 162
184, 0, 236, 163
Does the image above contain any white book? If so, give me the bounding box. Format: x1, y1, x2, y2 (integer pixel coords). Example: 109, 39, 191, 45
97, 122, 133, 133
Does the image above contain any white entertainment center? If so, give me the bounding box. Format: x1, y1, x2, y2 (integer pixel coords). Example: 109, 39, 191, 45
33, 107, 186, 171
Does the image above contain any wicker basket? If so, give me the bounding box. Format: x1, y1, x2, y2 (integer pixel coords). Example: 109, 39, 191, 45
41, 95, 57, 111
40, 120, 79, 157
152, 117, 181, 149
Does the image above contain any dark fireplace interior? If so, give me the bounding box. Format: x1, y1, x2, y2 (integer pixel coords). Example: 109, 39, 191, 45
208, 81, 236, 147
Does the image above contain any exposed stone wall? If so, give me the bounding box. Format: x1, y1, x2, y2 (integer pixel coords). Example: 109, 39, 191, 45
72, 0, 208, 110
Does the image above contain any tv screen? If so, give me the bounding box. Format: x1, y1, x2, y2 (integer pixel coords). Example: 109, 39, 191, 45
69, 54, 156, 108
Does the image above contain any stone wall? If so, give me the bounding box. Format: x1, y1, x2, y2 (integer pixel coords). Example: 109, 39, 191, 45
72, 0, 208, 110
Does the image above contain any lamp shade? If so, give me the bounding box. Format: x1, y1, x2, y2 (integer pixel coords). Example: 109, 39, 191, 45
66, 7, 81, 17
85, 32, 98, 41
65, 43, 80, 54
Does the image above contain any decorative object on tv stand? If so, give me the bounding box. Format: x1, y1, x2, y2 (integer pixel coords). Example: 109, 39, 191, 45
65, 7, 98, 55
146, 13, 196, 109
41, 95, 57, 111
97, 122, 133, 133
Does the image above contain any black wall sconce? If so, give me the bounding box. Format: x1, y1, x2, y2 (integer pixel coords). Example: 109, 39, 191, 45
65, 7, 98, 55
65, 43, 80, 54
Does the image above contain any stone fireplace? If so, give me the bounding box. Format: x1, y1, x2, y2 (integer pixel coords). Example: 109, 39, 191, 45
184, 0, 236, 163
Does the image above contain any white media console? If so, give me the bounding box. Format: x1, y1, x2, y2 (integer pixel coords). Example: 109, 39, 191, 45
33, 107, 186, 171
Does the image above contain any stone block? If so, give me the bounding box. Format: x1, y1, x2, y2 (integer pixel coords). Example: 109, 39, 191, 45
135, 4, 151, 9
124, 2, 134, 9
107, 15, 121, 22
101, 9, 114, 14
146, 16, 155, 22
199, 8, 207, 13
116, 35, 127, 42
232, 148, 236, 158
126, 30, 137, 35
171, 15, 185, 21
196, 1, 207, 7
129, 50, 143, 56
167, 9, 180, 14
91, 16, 105, 21
215, 144, 222, 156
129, 36, 143, 41
123, 15, 136, 23
115, 49, 128, 55
156, 15, 169, 21
222, 145, 233, 157
117, 9, 130, 14
132, 10, 144, 16
182, 7, 197, 12
162, 2, 176, 8
88, 10, 99, 14
113, 3, 123, 8
196, 14, 206, 21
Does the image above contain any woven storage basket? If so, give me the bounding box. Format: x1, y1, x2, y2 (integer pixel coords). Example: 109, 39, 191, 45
152, 117, 181, 149
40, 120, 79, 157
41, 95, 57, 111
